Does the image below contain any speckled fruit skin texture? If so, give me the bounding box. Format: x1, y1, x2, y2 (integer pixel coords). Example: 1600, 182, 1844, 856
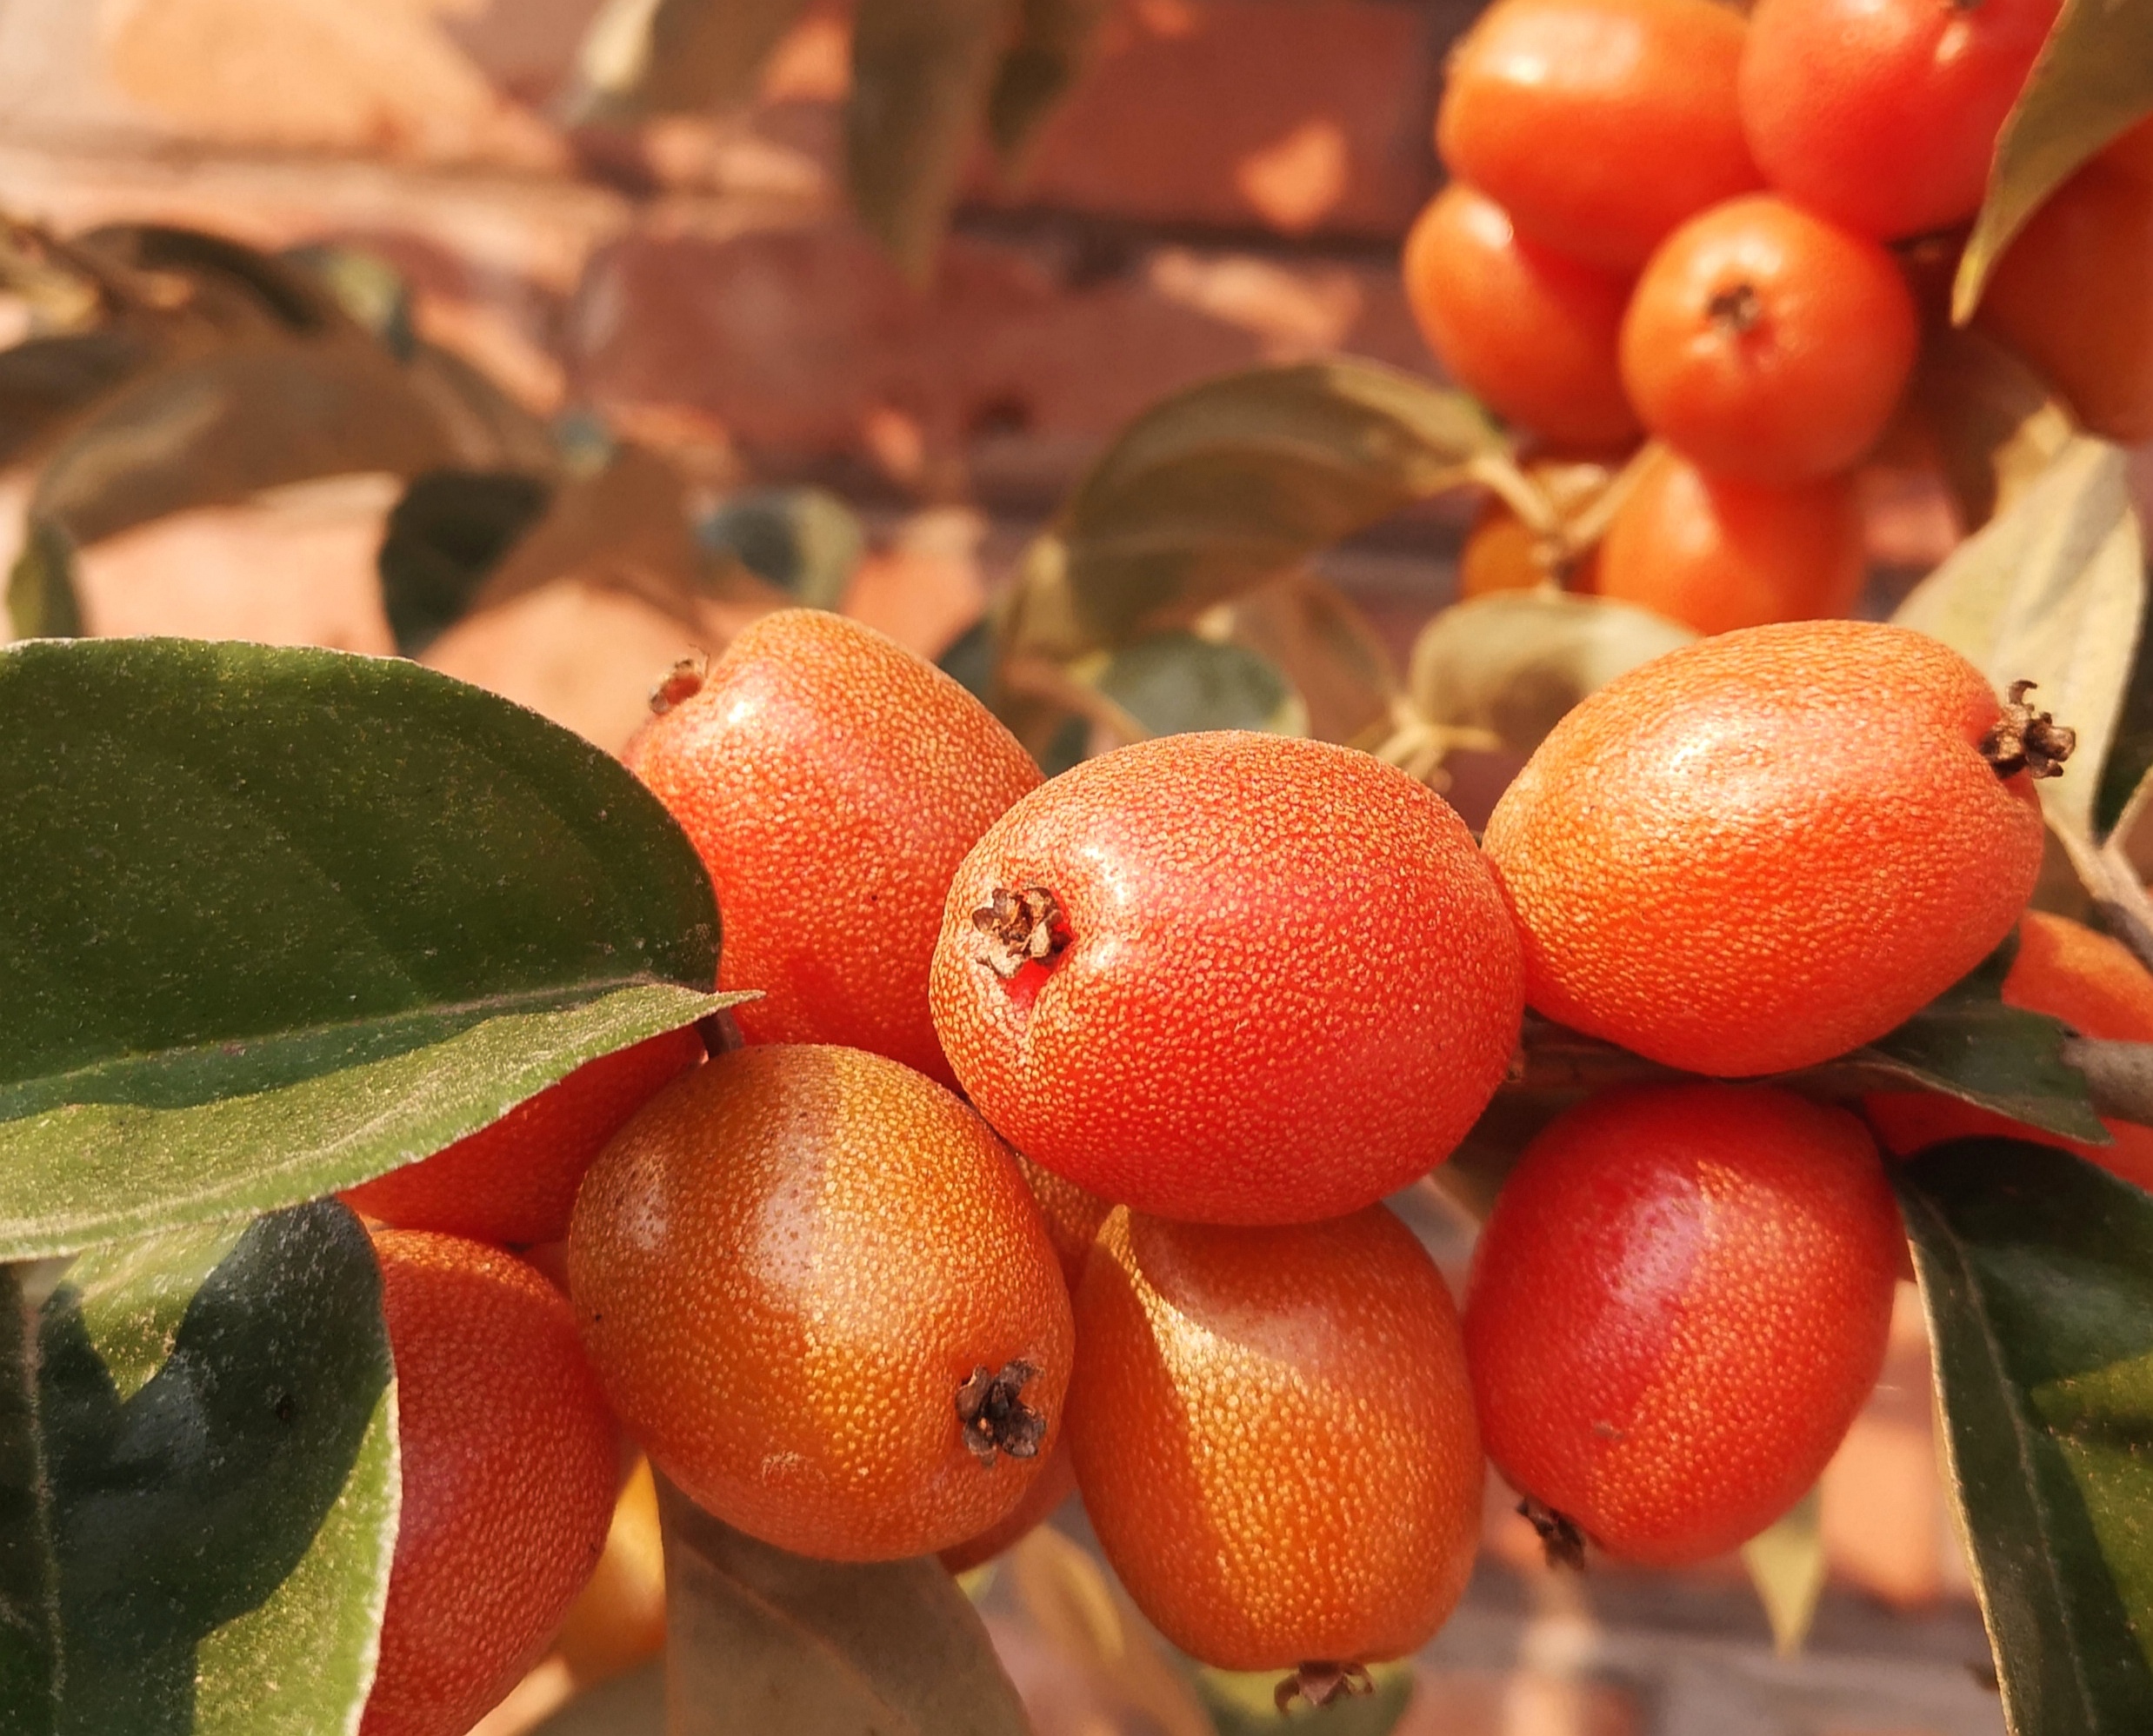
363, 1233, 617, 1736
1483, 621, 2044, 1077
624, 609, 1040, 1087
1867, 912, 2153, 1193
1014, 1151, 1113, 1293
1068, 1207, 1482, 1671
1463, 1086, 1900, 1566
343, 1027, 703, 1245
567, 1043, 1073, 1562
938, 1438, 1078, 1574
930, 732, 1523, 1226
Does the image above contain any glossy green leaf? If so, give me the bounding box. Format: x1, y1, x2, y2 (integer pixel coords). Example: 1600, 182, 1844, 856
985, 0, 1107, 167
659, 1478, 1031, 1736
1056, 361, 1503, 646
1898, 1139, 2153, 1735
378, 469, 555, 655
0, 638, 724, 1260
1849, 994, 2107, 1147
1092, 632, 1306, 739
1892, 438, 2145, 841
1953, 0, 2153, 322
848, 0, 1015, 283
570, 0, 810, 119
1, 1200, 397, 1736
1741, 1487, 1826, 1659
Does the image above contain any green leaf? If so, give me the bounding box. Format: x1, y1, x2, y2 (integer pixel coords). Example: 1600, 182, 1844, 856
1852, 1001, 2108, 1145
1056, 361, 1503, 646
1196, 1663, 1414, 1735
378, 469, 555, 655
5, 519, 80, 642
1, 1200, 397, 1736
1408, 589, 1696, 758
1740, 1487, 1826, 1659
0, 638, 724, 1260
570, 0, 811, 120
1892, 438, 2146, 841
658, 1477, 1032, 1736
848, 0, 1017, 283
699, 487, 864, 610
984, 0, 1107, 167
1897, 1139, 2153, 1735
1090, 633, 1306, 739
1953, 0, 2153, 323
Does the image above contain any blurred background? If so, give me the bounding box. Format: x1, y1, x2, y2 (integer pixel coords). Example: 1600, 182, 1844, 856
0, 1, 2112, 1731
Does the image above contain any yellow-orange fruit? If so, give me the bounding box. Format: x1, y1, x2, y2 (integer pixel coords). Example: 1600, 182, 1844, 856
568, 1044, 1073, 1561
1483, 621, 2048, 1075
553, 1458, 668, 1687
343, 1027, 703, 1245
624, 609, 1040, 1087
938, 1439, 1079, 1574
363, 1232, 617, 1736
1015, 1153, 1112, 1293
1068, 1207, 1480, 1673
1866, 911, 2153, 1192
1591, 449, 1866, 635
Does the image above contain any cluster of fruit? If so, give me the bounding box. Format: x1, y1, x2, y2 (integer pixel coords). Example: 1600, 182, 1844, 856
1404, 0, 2153, 638
331, 600, 2153, 1733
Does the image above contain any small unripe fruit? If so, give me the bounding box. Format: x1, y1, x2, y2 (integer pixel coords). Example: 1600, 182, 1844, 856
1483, 621, 2056, 1075
931, 732, 1523, 1225
1070, 1207, 1481, 1686
1464, 1085, 1901, 1566
625, 609, 1041, 1087
568, 1044, 1072, 1562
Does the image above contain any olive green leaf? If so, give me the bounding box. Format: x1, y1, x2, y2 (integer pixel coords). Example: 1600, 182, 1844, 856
1953, 0, 2153, 323
1740, 1488, 1827, 1660
378, 469, 556, 655
0, 638, 727, 1261
1897, 1139, 2153, 1735
700, 486, 864, 611
0, 1200, 397, 1736
849, 0, 1017, 283
1893, 437, 2145, 842
5, 519, 79, 641
985, 0, 1108, 168
659, 1478, 1031, 1736
569, 0, 811, 120
1051, 362, 1503, 648
1090, 632, 1306, 740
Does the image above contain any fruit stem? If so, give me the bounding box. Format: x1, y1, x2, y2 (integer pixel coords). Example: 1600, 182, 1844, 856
1518, 1496, 1589, 1571
1981, 680, 2076, 781
969, 885, 1068, 981
1707, 282, 1763, 335
956, 1360, 1046, 1465
1275, 1661, 1374, 1714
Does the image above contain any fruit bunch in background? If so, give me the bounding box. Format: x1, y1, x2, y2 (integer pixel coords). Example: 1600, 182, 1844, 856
1404, 0, 2148, 640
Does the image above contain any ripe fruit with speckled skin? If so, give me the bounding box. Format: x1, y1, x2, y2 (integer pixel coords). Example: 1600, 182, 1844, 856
343, 1027, 703, 1245
1464, 1086, 1900, 1566
1619, 196, 1919, 484
1015, 1152, 1112, 1292
1483, 621, 2046, 1076
1867, 912, 2153, 1192
1438, 0, 1760, 271
1069, 1207, 1481, 1673
930, 732, 1523, 1226
939, 1439, 1078, 1573
1590, 449, 1865, 635
624, 609, 1040, 1087
567, 1043, 1072, 1561
1740, 0, 2063, 240
1402, 183, 1640, 447
363, 1232, 617, 1736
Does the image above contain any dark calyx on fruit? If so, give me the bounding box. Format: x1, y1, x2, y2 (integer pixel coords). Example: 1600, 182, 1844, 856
957, 1360, 1047, 1464
969, 885, 1069, 981
1276, 1661, 1375, 1713
1518, 1496, 1589, 1571
1981, 680, 2076, 781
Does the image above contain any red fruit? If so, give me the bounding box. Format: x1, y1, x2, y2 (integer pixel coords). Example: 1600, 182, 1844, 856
1437, 0, 1762, 270
363, 1232, 617, 1736
1740, 0, 2064, 239
343, 1027, 704, 1245
1867, 911, 2153, 1192
930, 732, 1523, 1226
1464, 1085, 1901, 1566
1402, 184, 1641, 447
937, 1439, 1078, 1574
1620, 195, 1921, 484
1069, 1207, 1481, 1676
1591, 449, 1867, 635
625, 609, 1041, 1087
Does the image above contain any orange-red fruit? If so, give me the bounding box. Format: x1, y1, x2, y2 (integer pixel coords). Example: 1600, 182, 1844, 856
1740, 0, 2063, 239
1977, 159, 2153, 444
567, 1043, 1072, 1562
624, 609, 1040, 1087
363, 1232, 617, 1736
938, 1439, 1078, 1574
1015, 1152, 1112, 1294
1403, 185, 1640, 447
1070, 1207, 1481, 1670
1465, 1085, 1900, 1566
1620, 195, 1921, 484
1437, 0, 1762, 270
1867, 912, 2153, 1192
1591, 449, 1866, 635
930, 732, 1523, 1226
1483, 621, 2045, 1076
343, 1027, 703, 1245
